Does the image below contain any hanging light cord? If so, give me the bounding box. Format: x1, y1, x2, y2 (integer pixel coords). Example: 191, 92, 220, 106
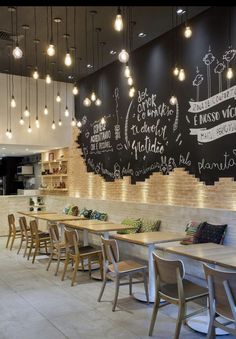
34, 7, 38, 68
50, 6, 53, 43
92, 13, 95, 70
85, 8, 88, 75
6, 73, 9, 131
66, 6, 68, 52
11, 10, 14, 95
74, 6, 77, 77
16, 7, 18, 45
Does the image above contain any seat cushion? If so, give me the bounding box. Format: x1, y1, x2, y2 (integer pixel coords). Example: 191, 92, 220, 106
180, 220, 205, 245
117, 218, 142, 234
195, 222, 227, 244
108, 260, 147, 273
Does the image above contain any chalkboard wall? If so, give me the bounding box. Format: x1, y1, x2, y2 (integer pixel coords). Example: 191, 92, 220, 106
75, 7, 236, 185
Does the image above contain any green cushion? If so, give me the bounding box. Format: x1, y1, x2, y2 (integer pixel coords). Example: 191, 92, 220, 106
139, 219, 161, 233
68, 205, 79, 216
117, 218, 142, 234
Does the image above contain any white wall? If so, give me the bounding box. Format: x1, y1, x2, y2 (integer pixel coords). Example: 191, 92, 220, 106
0, 73, 74, 148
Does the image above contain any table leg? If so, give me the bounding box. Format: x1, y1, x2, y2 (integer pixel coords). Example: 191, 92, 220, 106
83, 230, 89, 246
133, 244, 155, 303
91, 231, 109, 280
187, 314, 228, 335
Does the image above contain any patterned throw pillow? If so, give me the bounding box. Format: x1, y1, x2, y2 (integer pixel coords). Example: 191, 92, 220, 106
195, 222, 228, 244
180, 220, 204, 245
117, 218, 142, 234
63, 205, 71, 215
79, 208, 93, 219
68, 205, 79, 216
90, 210, 108, 221
139, 219, 161, 233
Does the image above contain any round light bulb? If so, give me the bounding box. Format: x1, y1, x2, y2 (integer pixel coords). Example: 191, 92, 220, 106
170, 95, 177, 105
19, 117, 24, 125
114, 14, 123, 32
71, 118, 76, 127
226, 67, 233, 79
124, 65, 130, 78
83, 97, 91, 107
5, 129, 9, 137
51, 121, 56, 130
129, 86, 135, 98
24, 107, 30, 117
72, 85, 79, 95
13, 45, 23, 59
35, 119, 40, 128
127, 77, 133, 86
47, 43, 55, 56
11, 96, 16, 108
58, 119, 62, 126
65, 52, 72, 66
56, 93, 61, 102
33, 69, 39, 79
91, 92, 96, 102
65, 107, 69, 117
95, 98, 102, 106
8, 130, 12, 139
77, 120, 82, 128
28, 126, 32, 133
184, 26, 192, 38
45, 74, 51, 84
44, 106, 48, 115
118, 49, 129, 63
178, 68, 186, 81
173, 67, 179, 76
101, 117, 106, 125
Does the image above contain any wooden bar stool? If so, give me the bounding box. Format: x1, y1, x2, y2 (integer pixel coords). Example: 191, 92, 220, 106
6, 214, 21, 250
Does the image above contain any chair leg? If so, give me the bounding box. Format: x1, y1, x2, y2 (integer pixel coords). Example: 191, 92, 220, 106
88, 257, 92, 278
17, 237, 24, 254
6, 233, 11, 248
32, 242, 39, 264
143, 270, 149, 304
46, 251, 54, 271
98, 253, 103, 280
71, 257, 79, 286
28, 241, 34, 260
206, 313, 216, 339
61, 254, 70, 281
129, 275, 132, 295
174, 303, 185, 339
24, 237, 29, 257
10, 233, 16, 250
98, 276, 107, 302
55, 252, 61, 276
148, 293, 160, 336
112, 276, 120, 312
81, 259, 85, 271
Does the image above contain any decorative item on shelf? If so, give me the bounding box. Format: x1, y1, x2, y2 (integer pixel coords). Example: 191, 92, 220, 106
49, 153, 54, 161
60, 181, 66, 189
29, 198, 34, 206
53, 167, 59, 174
59, 164, 67, 174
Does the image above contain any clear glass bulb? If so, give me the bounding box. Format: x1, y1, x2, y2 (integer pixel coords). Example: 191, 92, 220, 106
90, 92, 96, 102
64, 52, 72, 66
129, 86, 135, 97
95, 98, 102, 106
101, 117, 106, 125
83, 97, 91, 107
77, 120, 82, 128
178, 68, 186, 81
114, 14, 123, 31
11, 96, 16, 108
8, 130, 12, 139
45, 74, 51, 84
118, 49, 129, 63
226, 67, 233, 79
12, 45, 23, 59
52, 121, 56, 130
184, 26, 192, 38
24, 106, 30, 117
64, 106, 69, 117
170, 95, 177, 105
124, 65, 130, 78
35, 119, 40, 128
5, 129, 9, 137
173, 67, 179, 76
28, 126, 32, 133
47, 43, 55, 56
127, 77, 133, 86
72, 85, 79, 95
33, 69, 39, 79
19, 117, 24, 125
71, 118, 76, 127
56, 93, 61, 102
44, 106, 48, 115
58, 119, 62, 126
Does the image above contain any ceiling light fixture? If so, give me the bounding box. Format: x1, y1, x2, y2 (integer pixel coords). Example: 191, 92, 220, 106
124, 65, 130, 78
44, 105, 48, 115
169, 95, 177, 105
178, 68, 186, 81
12, 7, 23, 59
72, 85, 78, 95
64, 7, 72, 67
83, 97, 91, 107
46, 74, 51, 84
129, 86, 135, 98
71, 117, 76, 126
118, 49, 129, 63
47, 6, 55, 56
86, 64, 93, 68
114, 6, 123, 32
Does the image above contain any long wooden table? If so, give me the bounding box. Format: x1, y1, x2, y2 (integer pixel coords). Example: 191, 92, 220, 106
18, 211, 57, 216
112, 231, 185, 303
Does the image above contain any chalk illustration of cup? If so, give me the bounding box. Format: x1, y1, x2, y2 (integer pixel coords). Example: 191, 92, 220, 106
214, 60, 226, 93
223, 47, 236, 88
193, 67, 204, 101
203, 47, 215, 98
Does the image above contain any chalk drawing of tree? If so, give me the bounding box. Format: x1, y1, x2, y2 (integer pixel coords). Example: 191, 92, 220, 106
214, 60, 226, 93
203, 46, 215, 98
193, 67, 204, 101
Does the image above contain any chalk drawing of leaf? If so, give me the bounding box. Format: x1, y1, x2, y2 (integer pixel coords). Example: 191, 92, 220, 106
193, 74, 204, 86
203, 52, 215, 66
214, 62, 225, 74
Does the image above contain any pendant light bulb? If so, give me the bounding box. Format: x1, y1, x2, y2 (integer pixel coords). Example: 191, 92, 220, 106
65, 106, 69, 117
90, 92, 96, 102
45, 74, 51, 84
47, 43, 55, 56
226, 67, 234, 79
118, 49, 129, 63
13, 45, 23, 59
124, 65, 130, 78
56, 93, 61, 103
129, 86, 135, 98
72, 85, 79, 95
173, 67, 179, 76
8, 130, 12, 139
58, 119, 62, 126
52, 121, 56, 130
28, 126, 32, 133
83, 97, 91, 107
65, 52, 72, 66
77, 120, 82, 128
19, 117, 25, 125
170, 95, 177, 105
35, 118, 40, 128
101, 117, 106, 125
178, 68, 186, 81
24, 106, 30, 117
33, 69, 39, 79
5, 129, 9, 137
114, 8, 123, 32
44, 105, 48, 115
71, 118, 76, 127
127, 77, 133, 86
11, 95, 16, 108
95, 98, 102, 106
184, 26, 192, 38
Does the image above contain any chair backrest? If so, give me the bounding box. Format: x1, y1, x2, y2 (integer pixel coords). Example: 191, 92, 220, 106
19, 216, 28, 236
64, 228, 79, 255
101, 236, 119, 272
29, 220, 39, 240
204, 264, 236, 321
153, 253, 185, 284
8, 214, 16, 232
48, 223, 60, 244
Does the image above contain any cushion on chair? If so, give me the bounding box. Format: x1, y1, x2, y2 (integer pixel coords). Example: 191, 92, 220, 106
117, 218, 142, 234
90, 210, 108, 221
79, 208, 93, 219
139, 218, 161, 233
194, 222, 228, 244
180, 220, 205, 245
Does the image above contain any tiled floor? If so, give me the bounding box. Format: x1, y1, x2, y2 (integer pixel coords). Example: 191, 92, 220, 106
0, 237, 232, 339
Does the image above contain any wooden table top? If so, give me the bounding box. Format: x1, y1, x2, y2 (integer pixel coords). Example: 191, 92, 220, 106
112, 231, 185, 246
156, 242, 236, 269
63, 220, 134, 233
18, 211, 57, 216
28, 213, 82, 221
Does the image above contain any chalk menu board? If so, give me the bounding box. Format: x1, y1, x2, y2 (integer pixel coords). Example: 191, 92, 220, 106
76, 7, 236, 185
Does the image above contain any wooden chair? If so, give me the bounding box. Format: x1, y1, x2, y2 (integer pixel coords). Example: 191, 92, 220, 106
28, 220, 50, 263
46, 223, 67, 276
6, 214, 21, 250
149, 253, 208, 339
61, 228, 103, 286
97, 236, 149, 312
17, 216, 31, 256
204, 264, 236, 338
